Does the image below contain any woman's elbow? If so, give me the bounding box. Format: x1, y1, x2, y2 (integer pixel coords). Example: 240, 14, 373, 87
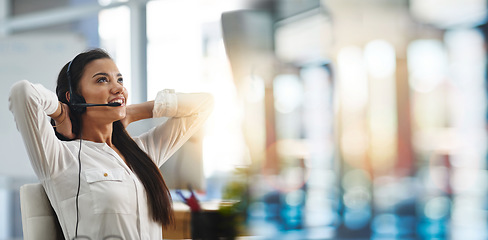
10, 80, 31, 97
9, 80, 33, 108
205, 93, 215, 108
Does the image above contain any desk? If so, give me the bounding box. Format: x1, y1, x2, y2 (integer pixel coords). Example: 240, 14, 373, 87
163, 201, 231, 239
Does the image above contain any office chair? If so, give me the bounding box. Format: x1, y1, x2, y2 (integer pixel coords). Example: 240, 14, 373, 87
20, 183, 64, 240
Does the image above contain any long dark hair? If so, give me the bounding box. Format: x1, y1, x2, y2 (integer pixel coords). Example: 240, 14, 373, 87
55, 48, 174, 227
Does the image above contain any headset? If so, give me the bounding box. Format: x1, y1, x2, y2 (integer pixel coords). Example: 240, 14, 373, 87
66, 57, 122, 240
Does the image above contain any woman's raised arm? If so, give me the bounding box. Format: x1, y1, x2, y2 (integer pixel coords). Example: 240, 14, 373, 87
9, 80, 69, 179
133, 89, 214, 167
121, 101, 155, 128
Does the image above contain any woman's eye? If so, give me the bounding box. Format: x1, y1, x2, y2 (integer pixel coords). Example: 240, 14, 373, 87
117, 78, 124, 84
97, 77, 108, 83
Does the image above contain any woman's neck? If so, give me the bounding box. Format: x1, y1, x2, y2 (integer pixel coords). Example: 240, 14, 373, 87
80, 119, 114, 145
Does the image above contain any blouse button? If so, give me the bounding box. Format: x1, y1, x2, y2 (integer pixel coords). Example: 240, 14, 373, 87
104, 173, 108, 177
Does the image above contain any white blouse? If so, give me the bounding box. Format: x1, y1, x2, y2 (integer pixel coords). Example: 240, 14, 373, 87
9, 80, 213, 240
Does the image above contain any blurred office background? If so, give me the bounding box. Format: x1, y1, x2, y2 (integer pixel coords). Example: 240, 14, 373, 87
0, 0, 487, 239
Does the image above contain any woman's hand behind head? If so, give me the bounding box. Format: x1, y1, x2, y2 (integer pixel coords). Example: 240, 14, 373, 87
53, 103, 76, 139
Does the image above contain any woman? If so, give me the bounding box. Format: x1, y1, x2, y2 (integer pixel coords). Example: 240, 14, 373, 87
9, 49, 214, 239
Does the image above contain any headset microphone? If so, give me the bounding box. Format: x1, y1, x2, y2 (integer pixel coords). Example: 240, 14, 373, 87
74, 102, 122, 107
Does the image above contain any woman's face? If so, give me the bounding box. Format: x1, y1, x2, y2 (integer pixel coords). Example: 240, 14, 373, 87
77, 58, 128, 123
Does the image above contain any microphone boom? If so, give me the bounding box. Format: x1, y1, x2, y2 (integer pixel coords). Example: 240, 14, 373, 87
75, 102, 121, 107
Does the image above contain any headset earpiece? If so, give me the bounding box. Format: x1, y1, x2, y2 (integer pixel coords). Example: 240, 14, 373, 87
67, 59, 87, 114
69, 92, 87, 114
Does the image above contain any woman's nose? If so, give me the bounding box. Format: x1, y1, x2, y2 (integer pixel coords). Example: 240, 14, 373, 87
111, 82, 124, 94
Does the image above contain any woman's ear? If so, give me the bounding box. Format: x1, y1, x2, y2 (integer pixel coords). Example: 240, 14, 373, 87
65, 91, 70, 103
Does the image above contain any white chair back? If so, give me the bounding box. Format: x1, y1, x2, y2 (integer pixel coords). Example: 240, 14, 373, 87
20, 183, 64, 240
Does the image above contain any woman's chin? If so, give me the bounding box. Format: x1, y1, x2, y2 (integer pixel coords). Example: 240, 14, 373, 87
115, 112, 127, 122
